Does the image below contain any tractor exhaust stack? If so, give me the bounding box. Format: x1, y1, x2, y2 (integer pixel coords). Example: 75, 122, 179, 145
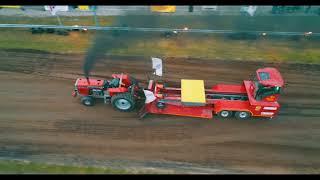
86, 76, 90, 84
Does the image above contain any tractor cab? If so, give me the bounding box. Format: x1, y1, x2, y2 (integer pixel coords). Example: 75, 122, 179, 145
110, 74, 132, 88
73, 73, 138, 97
253, 67, 284, 102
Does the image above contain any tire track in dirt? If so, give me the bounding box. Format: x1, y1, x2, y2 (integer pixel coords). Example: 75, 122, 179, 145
0, 49, 320, 173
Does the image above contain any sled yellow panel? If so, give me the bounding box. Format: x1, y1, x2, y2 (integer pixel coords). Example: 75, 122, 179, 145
181, 79, 206, 104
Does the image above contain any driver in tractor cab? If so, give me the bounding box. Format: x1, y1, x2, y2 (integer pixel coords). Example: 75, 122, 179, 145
254, 83, 281, 101
109, 78, 120, 88
103, 78, 121, 90
253, 68, 284, 102
103, 80, 109, 90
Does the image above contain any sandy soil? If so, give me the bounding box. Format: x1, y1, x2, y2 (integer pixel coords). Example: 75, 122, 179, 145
0, 49, 320, 173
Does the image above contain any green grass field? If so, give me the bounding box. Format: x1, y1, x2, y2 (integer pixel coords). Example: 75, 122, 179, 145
0, 159, 132, 174
0, 29, 319, 63
1, 15, 320, 32
0, 29, 94, 53
1, 14, 319, 63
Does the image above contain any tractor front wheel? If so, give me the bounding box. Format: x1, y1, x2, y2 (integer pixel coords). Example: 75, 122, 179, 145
111, 93, 135, 112
81, 96, 95, 106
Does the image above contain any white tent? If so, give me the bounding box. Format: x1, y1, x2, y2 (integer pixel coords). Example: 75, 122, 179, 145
44, 6, 69, 15
246, 6, 258, 16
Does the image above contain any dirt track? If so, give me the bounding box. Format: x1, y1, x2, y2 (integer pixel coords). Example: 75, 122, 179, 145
0, 49, 320, 173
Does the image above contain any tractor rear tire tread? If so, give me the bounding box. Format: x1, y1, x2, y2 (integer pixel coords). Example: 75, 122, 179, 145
111, 93, 135, 112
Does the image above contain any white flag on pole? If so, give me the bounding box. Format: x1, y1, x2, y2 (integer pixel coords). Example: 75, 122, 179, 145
151, 57, 163, 77
143, 90, 157, 104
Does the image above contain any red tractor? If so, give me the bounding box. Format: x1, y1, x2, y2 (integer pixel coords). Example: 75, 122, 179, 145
72, 73, 143, 112
139, 67, 285, 120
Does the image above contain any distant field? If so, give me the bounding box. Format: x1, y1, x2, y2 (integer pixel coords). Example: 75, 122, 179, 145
0, 29, 319, 63
0, 16, 115, 26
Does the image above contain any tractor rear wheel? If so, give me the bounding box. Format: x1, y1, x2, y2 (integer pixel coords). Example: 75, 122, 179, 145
218, 110, 233, 118
81, 96, 95, 106
111, 93, 135, 112
235, 111, 251, 120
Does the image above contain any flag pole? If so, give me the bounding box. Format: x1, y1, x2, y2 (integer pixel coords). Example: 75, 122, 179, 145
56, 14, 62, 26
93, 6, 99, 27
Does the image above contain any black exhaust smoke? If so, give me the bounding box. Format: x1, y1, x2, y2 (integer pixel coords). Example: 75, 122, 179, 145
83, 30, 110, 79
83, 29, 133, 79
83, 17, 130, 79
83, 16, 160, 78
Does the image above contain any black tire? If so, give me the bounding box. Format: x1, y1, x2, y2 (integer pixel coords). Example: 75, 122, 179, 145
30, 28, 37, 34
56, 29, 69, 36
218, 110, 233, 118
235, 111, 251, 120
37, 28, 45, 34
111, 93, 135, 112
45, 28, 55, 33
31, 28, 43, 34
81, 96, 94, 106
